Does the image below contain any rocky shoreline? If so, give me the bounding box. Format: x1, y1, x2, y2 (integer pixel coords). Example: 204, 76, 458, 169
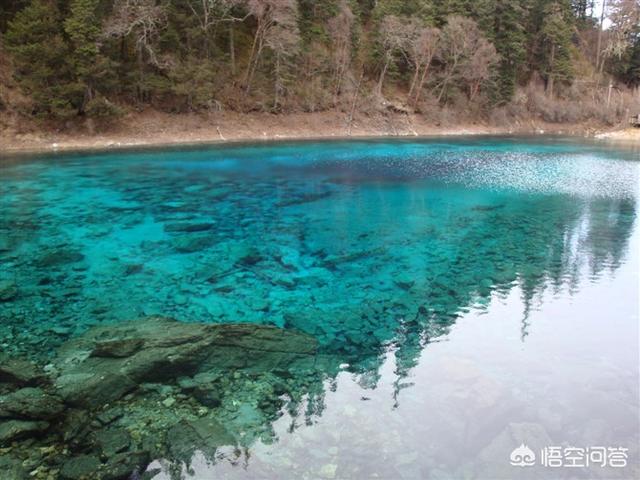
0, 317, 336, 480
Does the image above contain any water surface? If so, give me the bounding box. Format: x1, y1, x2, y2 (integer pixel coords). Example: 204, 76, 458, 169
1, 137, 638, 479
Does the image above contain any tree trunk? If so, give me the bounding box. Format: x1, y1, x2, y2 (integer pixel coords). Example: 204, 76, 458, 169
438, 78, 449, 103
595, 0, 606, 77
120, 36, 126, 63
244, 22, 263, 94
407, 62, 422, 104
333, 44, 347, 104
347, 69, 364, 135
377, 56, 390, 95
229, 24, 236, 76
437, 57, 457, 103
137, 47, 144, 104
547, 43, 555, 98
469, 82, 480, 102
248, 40, 265, 96
274, 52, 280, 110
412, 62, 431, 107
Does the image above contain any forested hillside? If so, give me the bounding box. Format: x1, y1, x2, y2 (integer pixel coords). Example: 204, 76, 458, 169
0, 0, 638, 130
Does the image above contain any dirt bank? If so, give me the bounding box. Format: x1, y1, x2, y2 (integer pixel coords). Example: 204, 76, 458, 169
0, 110, 634, 154
596, 127, 640, 141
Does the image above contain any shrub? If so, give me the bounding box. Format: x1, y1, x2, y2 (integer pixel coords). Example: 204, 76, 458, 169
85, 97, 123, 120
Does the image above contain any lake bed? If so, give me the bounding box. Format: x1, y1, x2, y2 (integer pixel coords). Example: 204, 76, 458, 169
0, 137, 638, 479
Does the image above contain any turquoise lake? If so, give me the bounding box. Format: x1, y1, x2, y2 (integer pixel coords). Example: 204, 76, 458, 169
1, 137, 639, 479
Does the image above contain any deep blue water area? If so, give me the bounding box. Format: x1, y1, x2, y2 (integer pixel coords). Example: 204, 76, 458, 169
1, 136, 638, 478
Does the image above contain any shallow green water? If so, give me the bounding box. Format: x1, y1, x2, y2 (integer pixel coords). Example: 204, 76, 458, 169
1, 137, 639, 478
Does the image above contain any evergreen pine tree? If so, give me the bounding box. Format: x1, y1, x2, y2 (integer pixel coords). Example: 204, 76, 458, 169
493, 0, 527, 103
4, 0, 78, 118
65, 0, 115, 114
538, 0, 575, 96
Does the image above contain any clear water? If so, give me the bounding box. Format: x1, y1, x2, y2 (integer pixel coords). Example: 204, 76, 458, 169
1, 137, 639, 478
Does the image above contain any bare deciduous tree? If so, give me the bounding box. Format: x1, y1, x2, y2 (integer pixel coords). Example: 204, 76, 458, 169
298, 41, 331, 111
265, 2, 300, 110
405, 22, 440, 106
243, 0, 298, 96
604, 0, 640, 60
376, 15, 409, 95
438, 15, 498, 103
103, 0, 168, 68
186, 0, 245, 60
461, 38, 499, 101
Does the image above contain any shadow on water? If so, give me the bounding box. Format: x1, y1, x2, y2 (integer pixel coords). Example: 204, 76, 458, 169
0, 138, 637, 478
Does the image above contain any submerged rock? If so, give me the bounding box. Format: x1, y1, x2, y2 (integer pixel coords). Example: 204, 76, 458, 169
61, 409, 92, 445
0, 387, 64, 420
168, 418, 234, 462
91, 338, 144, 358
95, 407, 124, 426
393, 273, 416, 291
0, 280, 18, 302
59, 449, 150, 480
122, 263, 143, 276
224, 243, 263, 266
60, 454, 102, 480
0, 419, 49, 444
53, 317, 317, 408
0, 354, 46, 387
101, 451, 149, 480
0, 454, 28, 480
0, 317, 325, 478
178, 372, 223, 408
0, 237, 11, 253
276, 191, 332, 207
171, 235, 214, 253
55, 372, 137, 408
164, 222, 216, 233
35, 248, 85, 268
94, 428, 131, 457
